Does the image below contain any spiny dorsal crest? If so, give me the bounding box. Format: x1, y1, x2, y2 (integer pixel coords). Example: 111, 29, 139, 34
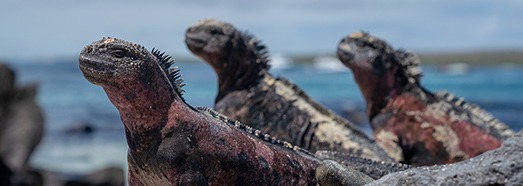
151, 49, 186, 100
196, 106, 314, 156
435, 90, 515, 138
396, 49, 423, 84
241, 31, 271, 71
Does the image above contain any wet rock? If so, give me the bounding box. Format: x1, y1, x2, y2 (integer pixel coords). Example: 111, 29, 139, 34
368, 131, 523, 185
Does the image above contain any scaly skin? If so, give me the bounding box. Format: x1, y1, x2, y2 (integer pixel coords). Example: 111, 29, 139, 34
185, 19, 393, 162
337, 32, 515, 166
80, 38, 380, 185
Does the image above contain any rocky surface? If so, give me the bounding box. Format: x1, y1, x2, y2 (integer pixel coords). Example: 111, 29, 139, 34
368, 131, 523, 185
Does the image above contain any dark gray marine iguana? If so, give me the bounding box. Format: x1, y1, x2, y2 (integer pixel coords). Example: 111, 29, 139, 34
185, 19, 393, 162
336, 32, 515, 166
0, 64, 45, 186
0, 64, 16, 123
78, 37, 413, 185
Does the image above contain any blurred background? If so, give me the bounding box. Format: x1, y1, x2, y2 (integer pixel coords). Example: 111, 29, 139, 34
1, 0, 522, 185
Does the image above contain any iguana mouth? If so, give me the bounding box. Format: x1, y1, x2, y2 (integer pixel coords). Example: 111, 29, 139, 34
185, 32, 207, 48
79, 54, 115, 83
337, 43, 355, 63
79, 55, 115, 72
338, 35, 381, 69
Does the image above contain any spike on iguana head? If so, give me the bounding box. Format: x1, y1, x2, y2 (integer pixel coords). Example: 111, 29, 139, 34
151, 49, 186, 99
395, 49, 423, 84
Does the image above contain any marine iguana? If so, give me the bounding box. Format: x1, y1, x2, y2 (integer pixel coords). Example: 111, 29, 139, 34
185, 19, 393, 162
336, 32, 515, 166
79, 37, 415, 185
0, 64, 45, 186
0, 64, 15, 123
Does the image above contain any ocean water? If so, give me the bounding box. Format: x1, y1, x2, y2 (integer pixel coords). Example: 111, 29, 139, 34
5, 59, 523, 174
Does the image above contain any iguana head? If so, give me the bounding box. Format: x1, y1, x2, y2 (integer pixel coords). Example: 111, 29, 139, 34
337, 32, 422, 118
79, 38, 185, 136
79, 38, 157, 85
185, 19, 237, 64
337, 32, 397, 77
185, 19, 270, 102
337, 32, 422, 87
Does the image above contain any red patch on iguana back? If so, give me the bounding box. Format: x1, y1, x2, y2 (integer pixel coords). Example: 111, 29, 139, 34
451, 121, 501, 156
375, 94, 502, 165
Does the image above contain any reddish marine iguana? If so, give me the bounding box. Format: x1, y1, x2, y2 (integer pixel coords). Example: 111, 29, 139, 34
78, 38, 415, 185
185, 19, 393, 162
336, 32, 515, 166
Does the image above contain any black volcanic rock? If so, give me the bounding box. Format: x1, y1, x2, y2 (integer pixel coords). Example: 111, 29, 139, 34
369, 131, 523, 185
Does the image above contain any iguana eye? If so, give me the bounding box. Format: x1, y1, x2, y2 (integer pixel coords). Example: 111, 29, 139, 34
209, 29, 223, 35
111, 49, 130, 58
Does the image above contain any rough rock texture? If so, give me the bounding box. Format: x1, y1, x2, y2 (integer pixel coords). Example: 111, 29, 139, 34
315, 151, 411, 180
316, 160, 374, 186
368, 131, 523, 185
337, 32, 515, 166
185, 19, 393, 162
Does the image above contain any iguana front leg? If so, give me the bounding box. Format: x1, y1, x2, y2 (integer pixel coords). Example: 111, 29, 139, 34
316, 160, 374, 186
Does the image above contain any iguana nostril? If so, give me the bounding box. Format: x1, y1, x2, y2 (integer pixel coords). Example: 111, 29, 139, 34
85, 46, 93, 54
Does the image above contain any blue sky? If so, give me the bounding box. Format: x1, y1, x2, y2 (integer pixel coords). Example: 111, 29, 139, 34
0, 0, 522, 59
